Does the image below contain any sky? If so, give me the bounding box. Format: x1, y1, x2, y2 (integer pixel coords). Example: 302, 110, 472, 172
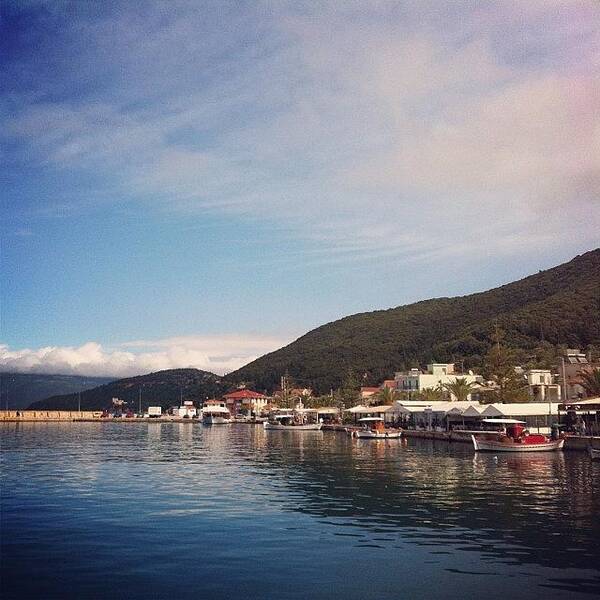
1, 1, 599, 377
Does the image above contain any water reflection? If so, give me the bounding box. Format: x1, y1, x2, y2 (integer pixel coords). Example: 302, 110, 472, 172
2, 422, 599, 599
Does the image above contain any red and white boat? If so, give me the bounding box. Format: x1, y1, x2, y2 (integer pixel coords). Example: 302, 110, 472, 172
472, 419, 564, 452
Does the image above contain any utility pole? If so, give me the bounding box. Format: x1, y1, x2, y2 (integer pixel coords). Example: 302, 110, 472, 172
78, 391, 81, 413
138, 387, 142, 414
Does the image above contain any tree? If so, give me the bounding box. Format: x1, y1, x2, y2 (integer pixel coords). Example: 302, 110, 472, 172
376, 386, 400, 405
578, 368, 600, 397
482, 344, 529, 403
414, 387, 444, 402
442, 377, 476, 402
337, 369, 361, 407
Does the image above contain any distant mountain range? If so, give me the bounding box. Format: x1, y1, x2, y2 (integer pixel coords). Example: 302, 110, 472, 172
28, 369, 224, 411
26, 248, 600, 410
1, 373, 115, 410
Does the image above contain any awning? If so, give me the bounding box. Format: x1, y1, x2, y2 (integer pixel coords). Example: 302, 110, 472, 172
314, 407, 339, 414
345, 404, 392, 414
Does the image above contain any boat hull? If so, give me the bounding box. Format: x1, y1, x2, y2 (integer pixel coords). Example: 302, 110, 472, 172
472, 435, 564, 452
263, 422, 322, 431
353, 430, 402, 439
203, 415, 232, 425
589, 447, 600, 460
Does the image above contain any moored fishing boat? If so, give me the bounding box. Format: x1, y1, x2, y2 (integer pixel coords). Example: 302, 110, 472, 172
202, 400, 232, 425
351, 417, 402, 439
472, 419, 564, 452
263, 411, 322, 431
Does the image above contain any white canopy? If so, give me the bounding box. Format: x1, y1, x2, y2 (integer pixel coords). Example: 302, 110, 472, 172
461, 405, 483, 418
345, 404, 369, 413
562, 397, 600, 406
315, 407, 340, 414
345, 404, 392, 414
481, 403, 561, 417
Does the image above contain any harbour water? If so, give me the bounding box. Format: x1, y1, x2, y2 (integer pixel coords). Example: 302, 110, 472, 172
1, 422, 599, 599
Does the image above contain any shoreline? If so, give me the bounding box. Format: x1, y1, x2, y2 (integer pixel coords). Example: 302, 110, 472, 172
1, 417, 597, 451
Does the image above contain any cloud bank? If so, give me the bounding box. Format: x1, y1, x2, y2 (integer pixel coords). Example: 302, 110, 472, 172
0, 335, 292, 377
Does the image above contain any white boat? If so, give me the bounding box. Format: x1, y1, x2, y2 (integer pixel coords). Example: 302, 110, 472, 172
589, 446, 600, 460
263, 413, 322, 431
471, 419, 564, 452
351, 417, 402, 439
263, 421, 322, 430
202, 401, 232, 425
203, 413, 232, 425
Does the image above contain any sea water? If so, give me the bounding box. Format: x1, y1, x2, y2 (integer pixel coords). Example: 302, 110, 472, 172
1, 422, 599, 599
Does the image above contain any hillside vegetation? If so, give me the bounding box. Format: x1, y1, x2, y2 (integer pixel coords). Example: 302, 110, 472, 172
29, 369, 225, 411
28, 249, 600, 409
229, 249, 600, 393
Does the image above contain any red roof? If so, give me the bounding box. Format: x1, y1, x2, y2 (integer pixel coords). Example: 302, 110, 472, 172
223, 389, 267, 399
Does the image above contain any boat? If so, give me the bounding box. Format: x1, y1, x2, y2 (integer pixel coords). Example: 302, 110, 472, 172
202, 400, 232, 425
589, 446, 600, 460
471, 419, 564, 452
263, 412, 322, 431
350, 417, 402, 439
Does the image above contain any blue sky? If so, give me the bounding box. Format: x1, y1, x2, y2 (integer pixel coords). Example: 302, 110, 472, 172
1, 1, 599, 376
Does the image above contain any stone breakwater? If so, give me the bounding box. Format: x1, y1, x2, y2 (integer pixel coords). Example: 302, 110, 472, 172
0, 410, 102, 421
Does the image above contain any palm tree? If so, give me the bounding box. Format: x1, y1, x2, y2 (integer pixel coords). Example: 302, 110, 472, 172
442, 377, 476, 402
416, 387, 444, 402
376, 386, 400, 405
578, 368, 600, 397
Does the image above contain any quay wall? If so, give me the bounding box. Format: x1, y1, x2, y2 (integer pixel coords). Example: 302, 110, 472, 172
0, 410, 102, 421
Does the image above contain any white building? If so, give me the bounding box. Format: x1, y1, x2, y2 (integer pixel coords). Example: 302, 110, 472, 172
173, 400, 197, 418
526, 369, 561, 402
394, 363, 481, 400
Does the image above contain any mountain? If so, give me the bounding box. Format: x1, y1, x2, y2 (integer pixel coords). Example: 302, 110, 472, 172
28, 369, 226, 411
228, 249, 600, 393
27, 249, 600, 409
1, 373, 115, 411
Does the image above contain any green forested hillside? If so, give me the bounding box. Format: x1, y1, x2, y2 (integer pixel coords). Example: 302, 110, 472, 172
29, 249, 600, 408
229, 249, 600, 393
28, 369, 226, 411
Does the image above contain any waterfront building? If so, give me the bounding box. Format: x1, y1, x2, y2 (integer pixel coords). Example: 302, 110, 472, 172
389, 400, 562, 433
173, 400, 197, 418
224, 389, 269, 415
394, 363, 481, 400
480, 402, 562, 433
561, 348, 598, 400
526, 369, 561, 402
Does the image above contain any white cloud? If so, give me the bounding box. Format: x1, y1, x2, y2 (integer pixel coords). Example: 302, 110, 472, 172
0, 334, 293, 378
3, 1, 599, 265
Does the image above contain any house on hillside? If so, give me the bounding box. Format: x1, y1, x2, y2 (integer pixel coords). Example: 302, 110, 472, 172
394, 363, 481, 400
